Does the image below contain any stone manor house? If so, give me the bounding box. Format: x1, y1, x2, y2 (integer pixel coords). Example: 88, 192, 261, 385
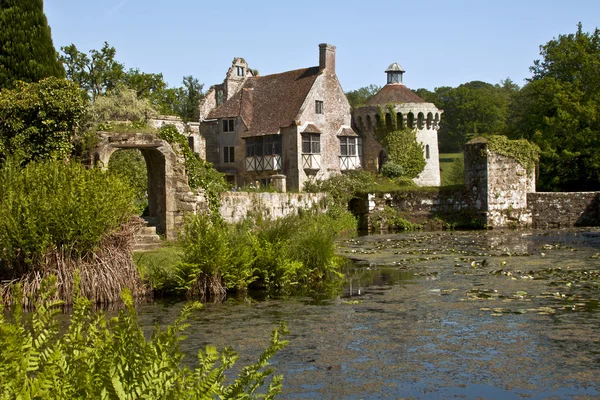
197, 44, 441, 191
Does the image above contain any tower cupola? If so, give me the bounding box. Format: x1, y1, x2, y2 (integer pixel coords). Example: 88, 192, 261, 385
385, 62, 405, 84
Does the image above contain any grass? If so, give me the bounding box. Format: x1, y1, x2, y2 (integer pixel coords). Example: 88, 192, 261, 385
439, 152, 464, 186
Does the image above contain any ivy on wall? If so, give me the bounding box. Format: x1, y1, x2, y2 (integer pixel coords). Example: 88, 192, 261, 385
472, 135, 540, 173
158, 124, 228, 218
374, 104, 426, 179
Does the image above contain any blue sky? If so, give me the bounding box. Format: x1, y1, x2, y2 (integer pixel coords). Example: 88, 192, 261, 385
45, 0, 599, 92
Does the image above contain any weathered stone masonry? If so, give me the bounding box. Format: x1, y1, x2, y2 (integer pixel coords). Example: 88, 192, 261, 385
528, 192, 599, 228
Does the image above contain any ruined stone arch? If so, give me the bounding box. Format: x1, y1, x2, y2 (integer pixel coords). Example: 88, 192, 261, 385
92, 132, 194, 239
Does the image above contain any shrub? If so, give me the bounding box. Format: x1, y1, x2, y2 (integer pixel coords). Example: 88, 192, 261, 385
0, 277, 288, 399
0, 158, 144, 304
178, 209, 356, 298
108, 149, 148, 214
380, 161, 404, 179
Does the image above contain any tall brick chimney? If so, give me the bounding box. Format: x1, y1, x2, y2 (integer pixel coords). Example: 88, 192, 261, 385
319, 43, 336, 73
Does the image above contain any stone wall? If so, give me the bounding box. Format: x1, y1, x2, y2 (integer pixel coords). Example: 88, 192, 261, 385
528, 192, 599, 228
464, 139, 535, 228
218, 192, 327, 223
350, 188, 468, 231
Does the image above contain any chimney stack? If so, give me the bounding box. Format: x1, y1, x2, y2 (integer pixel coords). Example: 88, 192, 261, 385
319, 43, 336, 73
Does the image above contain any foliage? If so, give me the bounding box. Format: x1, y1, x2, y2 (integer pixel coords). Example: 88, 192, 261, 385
60, 42, 124, 100
373, 105, 426, 179
177, 209, 355, 299
371, 206, 422, 232
0, 77, 87, 164
380, 161, 404, 179
177, 215, 256, 299
108, 149, 148, 214
345, 84, 381, 109
134, 245, 184, 296
304, 169, 418, 202
175, 75, 204, 122
89, 84, 157, 123
424, 80, 518, 152
439, 153, 464, 186
507, 23, 600, 191
475, 134, 540, 173
0, 157, 136, 276
158, 124, 228, 217
0, 0, 65, 89
0, 278, 288, 399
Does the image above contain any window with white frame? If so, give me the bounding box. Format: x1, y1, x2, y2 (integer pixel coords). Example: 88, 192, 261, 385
340, 137, 357, 156
302, 133, 320, 154
222, 119, 235, 133
223, 146, 235, 163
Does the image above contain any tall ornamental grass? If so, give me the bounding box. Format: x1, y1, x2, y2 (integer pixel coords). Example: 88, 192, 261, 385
0, 158, 146, 305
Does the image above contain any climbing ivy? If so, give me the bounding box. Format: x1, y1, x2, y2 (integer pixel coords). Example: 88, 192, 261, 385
474, 134, 540, 173
158, 124, 228, 218
374, 105, 426, 179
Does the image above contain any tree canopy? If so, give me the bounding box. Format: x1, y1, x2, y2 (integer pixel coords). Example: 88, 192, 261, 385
345, 84, 381, 109
0, 0, 64, 89
0, 77, 86, 164
508, 23, 600, 191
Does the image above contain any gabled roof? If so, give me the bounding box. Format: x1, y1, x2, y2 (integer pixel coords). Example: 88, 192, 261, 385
364, 83, 425, 105
208, 67, 320, 137
303, 124, 322, 134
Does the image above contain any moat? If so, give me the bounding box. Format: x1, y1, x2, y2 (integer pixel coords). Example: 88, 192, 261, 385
137, 229, 600, 399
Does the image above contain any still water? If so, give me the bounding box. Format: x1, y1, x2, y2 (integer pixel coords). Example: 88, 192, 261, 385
137, 229, 600, 399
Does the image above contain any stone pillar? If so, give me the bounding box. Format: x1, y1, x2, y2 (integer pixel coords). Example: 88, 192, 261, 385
271, 174, 287, 193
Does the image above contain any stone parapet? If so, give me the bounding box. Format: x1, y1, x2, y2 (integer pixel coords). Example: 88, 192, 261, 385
528, 192, 599, 228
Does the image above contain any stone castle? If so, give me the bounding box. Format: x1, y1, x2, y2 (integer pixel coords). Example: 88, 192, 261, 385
197, 44, 442, 191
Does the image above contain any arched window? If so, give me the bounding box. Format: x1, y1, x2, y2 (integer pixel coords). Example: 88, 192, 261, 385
426, 112, 433, 129
366, 115, 372, 130
417, 112, 425, 130
375, 114, 382, 130
396, 113, 404, 129
407, 112, 414, 129
425, 144, 430, 159
385, 113, 393, 130
357, 116, 364, 130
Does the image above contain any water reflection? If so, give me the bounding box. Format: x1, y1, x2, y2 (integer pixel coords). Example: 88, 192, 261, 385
135, 229, 600, 399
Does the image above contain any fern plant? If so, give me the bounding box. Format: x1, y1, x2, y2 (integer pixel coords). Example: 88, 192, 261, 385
0, 276, 288, 399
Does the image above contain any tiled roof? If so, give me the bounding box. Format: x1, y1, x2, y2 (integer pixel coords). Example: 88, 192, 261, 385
303, 124, 322, 134
208, 67, 320, 137
364, 83, 425, 105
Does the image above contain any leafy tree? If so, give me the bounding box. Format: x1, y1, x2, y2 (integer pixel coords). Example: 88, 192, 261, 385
175, 75, 204, 122
0, 0, 64, 89
60, 42, 124, 100
345, 84, 381, 109
0, 77, 86, 164
434, 81, 515, 152
90, 84, 156, 123
508, 23, 600, 191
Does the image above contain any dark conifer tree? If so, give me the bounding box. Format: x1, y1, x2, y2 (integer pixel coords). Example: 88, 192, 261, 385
0, 0, 64, 89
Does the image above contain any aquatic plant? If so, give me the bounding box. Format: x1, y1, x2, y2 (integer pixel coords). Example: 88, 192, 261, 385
0, 276, 288, 399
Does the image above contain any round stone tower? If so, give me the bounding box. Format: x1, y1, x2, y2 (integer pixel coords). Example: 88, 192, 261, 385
352, 63, 442, 186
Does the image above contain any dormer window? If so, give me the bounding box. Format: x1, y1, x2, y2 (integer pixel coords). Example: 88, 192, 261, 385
216, 90, 224, 106
315, 100, 323, 114
236, 66, 244, 77
222, 119, 235, 133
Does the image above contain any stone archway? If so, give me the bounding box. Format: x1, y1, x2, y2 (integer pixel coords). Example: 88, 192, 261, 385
92, 132, 196, 239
